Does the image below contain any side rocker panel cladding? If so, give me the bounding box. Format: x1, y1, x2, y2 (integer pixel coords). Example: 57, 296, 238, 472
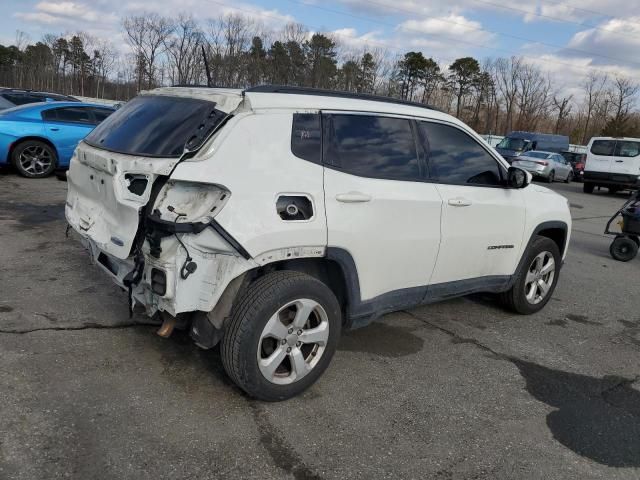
327, 219, 566, 330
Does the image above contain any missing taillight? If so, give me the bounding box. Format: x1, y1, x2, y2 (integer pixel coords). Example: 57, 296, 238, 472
125, 174, 148, 196
98, 252, 119, 275
151, 268, 167, 296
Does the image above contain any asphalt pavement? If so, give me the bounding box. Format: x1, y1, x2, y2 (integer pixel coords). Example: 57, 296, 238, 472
0, 175, 639, 480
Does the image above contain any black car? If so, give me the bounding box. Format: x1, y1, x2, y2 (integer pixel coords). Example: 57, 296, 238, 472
0, 88, 79, 110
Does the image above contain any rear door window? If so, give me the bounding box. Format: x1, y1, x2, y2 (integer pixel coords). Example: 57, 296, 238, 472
84, 95, 226, 157
590, 140, 616, 156
52, 107, 93, 124
420, 122, 503, 186
324, 114, 420, 181
614, 141, 640, 158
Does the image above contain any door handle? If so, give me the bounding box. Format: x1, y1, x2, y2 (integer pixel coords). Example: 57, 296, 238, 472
448, 197, 472, 207
335, 192, 372, 203
615, 160, 624, 163
49, 127, 60, 131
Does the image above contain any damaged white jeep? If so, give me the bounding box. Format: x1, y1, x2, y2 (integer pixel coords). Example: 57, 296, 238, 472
66, 86, 571, 400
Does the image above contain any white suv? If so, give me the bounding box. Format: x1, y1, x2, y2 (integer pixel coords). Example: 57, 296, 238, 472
65, 86, 571, 400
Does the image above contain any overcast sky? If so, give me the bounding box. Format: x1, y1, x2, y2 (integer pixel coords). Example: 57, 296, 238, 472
2, 0, 640, 94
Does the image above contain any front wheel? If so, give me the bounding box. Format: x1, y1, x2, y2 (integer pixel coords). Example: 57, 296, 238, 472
221, 271, 341, 401
500, 236, 561, 314
583, 182, 595, 194
11, 140, 57, 178
547, 171, 555, 183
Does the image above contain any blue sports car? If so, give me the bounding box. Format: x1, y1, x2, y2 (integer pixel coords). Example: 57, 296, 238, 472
0, 101, 115, 178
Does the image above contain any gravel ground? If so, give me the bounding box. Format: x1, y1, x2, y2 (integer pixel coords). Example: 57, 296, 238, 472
0, 175, 639, 480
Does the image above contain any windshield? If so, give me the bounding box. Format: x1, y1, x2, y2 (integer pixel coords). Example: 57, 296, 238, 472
523, 151, 550, 159
84, 95, 226, 157
497, 137, 527, 151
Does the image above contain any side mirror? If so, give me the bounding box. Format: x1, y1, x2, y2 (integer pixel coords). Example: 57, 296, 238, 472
507, 167, 530, 189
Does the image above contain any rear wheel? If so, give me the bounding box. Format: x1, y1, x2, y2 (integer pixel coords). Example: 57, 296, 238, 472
608, 186, 620, 194
547, 171, 555, 183
583, 182, 595, 194
500, 236, 561, 314
565, 171, 573, 183
221, 271, 341, 401
610, 236, 638, 262
11, 140, 57, 178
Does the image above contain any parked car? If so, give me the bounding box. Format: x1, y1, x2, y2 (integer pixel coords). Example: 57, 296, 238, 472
511, 150, 574, 183
561, 151, 586, 182
65, 86, 571, 401
496, 131, 570, 163
0, 102, 115, 178
583, 137, 640, 194
0, 88, 78, 110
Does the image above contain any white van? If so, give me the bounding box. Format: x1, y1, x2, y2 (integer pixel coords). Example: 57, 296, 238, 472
583, 137, 640, 193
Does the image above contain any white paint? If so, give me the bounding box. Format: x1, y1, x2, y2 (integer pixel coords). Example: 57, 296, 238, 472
584, 136, 640, 177
67, 86, 572, 319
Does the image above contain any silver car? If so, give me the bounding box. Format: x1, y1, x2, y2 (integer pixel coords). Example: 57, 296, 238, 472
511, 150, 573, 183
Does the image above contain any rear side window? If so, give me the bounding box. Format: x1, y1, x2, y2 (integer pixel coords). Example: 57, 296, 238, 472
53, 107, 93, 124
325, 114, 420, 180
615, 141, 640, 158
92, 108, 113, 124
85, 95, 226, 157
420, 122, 502, 186
41, 109, 57, 121
590, 140, 616, 156
291, 113, 321, 164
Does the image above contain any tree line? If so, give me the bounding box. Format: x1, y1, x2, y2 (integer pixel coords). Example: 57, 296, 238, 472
0, 13, 639, 142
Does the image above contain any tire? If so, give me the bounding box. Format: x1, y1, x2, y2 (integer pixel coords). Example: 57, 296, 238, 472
565, 171, 573, 183
547, 171, 555, 183
610, 236, 638, 262
500, 236, 561, 314
11, 140, 57, 178
583, 182, 595, 194
608, 186, 620, 194
221, 271, 342, 401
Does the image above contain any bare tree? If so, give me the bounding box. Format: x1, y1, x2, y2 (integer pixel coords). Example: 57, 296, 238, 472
601, 76, 640, 136
515, 63, 551, 132
164, 14, 203, 85
93, 40, 117, 98
610, 77, 638, 122
123, 13, 173, 89
552, 94, 573, 134
206, 15, 255, 87
282, 23, 309, 45
580, 73, 608, 144
494, 57, 521, 134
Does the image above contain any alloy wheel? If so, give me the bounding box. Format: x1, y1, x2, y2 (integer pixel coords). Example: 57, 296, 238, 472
257, 298, 329, 385
19, 145, 52, 176
524, 251, 555, 305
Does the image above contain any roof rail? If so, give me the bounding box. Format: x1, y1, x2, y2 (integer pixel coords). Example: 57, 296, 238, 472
244, 85, 440, 112
171, 84, 215, 88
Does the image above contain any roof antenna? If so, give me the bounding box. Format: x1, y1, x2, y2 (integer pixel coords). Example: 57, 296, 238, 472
202, 44, 212, 87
